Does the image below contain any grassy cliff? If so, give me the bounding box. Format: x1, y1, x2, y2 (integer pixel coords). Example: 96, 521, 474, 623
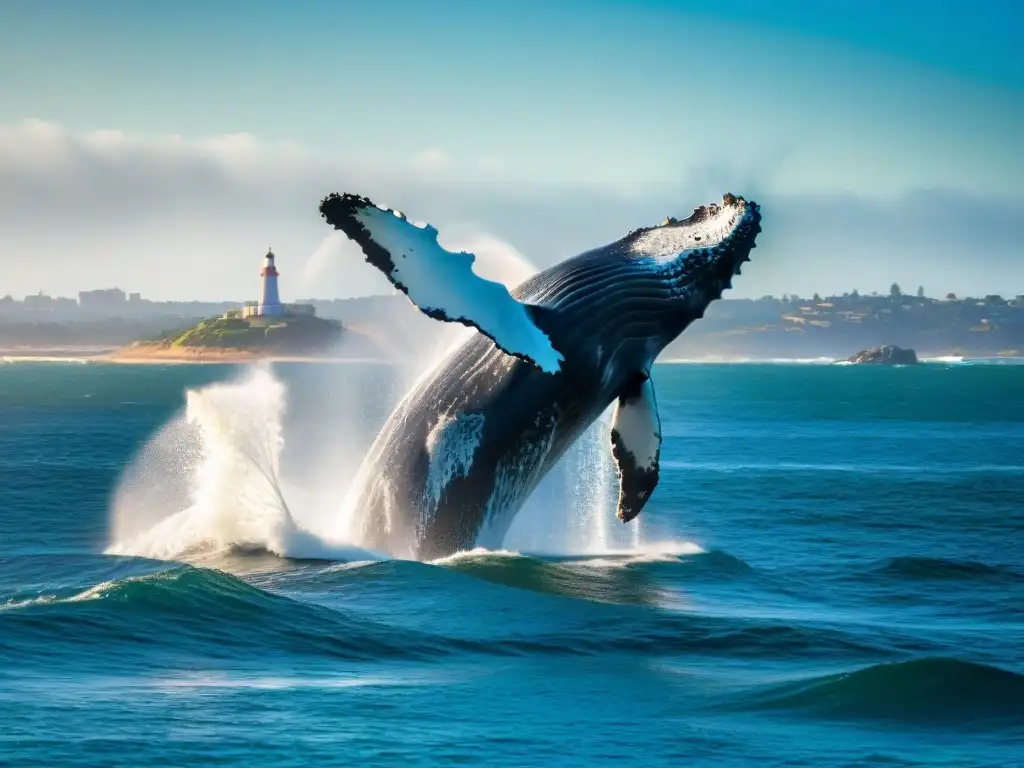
129, 315, 344, 355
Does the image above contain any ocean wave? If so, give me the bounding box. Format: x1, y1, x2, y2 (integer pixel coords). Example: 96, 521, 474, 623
492, 615, 888, 659
659, 357, 838, 365
432, 541, 706, 567
870, 556, 1023, 583
0, 355, 93, 364
0, 565, 451, 667
0, 557, 890, 668
934, 356, 1024, 366
430, 546, 754, 606
661, 459, 1024, 474
749, 658, 1024, 727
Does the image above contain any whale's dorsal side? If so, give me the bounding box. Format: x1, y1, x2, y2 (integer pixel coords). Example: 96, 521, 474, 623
609, 371, 662, 523
319, 192, 565, 374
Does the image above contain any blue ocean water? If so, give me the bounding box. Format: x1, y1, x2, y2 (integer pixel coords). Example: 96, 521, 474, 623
0, 360, 1022, 767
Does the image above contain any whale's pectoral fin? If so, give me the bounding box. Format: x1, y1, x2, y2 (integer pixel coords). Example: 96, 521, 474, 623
319, 192, 564, 374
610, 372, 662, 523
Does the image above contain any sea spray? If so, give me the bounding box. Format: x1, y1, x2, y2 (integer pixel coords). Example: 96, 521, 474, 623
186, 364, 293, 550
108, 365, 378, 561
504, 406, 644, 555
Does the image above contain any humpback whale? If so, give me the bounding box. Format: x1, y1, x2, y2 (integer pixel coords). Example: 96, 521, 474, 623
320, 192, 762, 560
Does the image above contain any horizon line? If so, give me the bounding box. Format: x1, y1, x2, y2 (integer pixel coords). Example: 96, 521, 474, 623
4, 288, 1024, 305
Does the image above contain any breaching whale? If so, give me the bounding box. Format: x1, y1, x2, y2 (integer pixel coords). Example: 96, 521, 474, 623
320, 192, 762, 560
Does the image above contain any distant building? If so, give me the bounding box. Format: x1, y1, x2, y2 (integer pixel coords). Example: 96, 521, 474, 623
24, 291, 55, 308
240, 248, 316, 320
79, 287, 126, 310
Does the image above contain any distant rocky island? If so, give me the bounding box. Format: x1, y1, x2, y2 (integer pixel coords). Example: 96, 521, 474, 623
845, 344, 919, 365
108, 248, 345, 363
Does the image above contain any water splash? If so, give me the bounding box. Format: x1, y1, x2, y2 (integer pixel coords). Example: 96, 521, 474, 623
504, 407, 645, 555
107, 365, 379, 562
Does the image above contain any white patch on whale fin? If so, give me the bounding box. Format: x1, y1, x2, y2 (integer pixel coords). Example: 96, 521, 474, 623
319, 193, 564, 374
609, 373, 661, 523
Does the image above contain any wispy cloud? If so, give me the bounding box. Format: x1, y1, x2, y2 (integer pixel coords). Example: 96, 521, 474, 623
0, 119, 1021, 301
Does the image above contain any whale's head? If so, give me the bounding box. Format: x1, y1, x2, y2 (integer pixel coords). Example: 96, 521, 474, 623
627, 193, 762, 300
622, 193, 762, 338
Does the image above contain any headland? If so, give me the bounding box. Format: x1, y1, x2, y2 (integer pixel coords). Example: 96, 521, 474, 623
105, 248, 351, 363
110, 314, 346, 364
3, 274, 1022, 364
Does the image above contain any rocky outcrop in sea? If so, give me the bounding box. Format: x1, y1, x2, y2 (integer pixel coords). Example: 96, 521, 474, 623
846, 344, 919, 365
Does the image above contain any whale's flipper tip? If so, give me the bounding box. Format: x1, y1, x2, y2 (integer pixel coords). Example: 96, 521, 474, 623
610, 373, 662, 524
319, 192, 563, 374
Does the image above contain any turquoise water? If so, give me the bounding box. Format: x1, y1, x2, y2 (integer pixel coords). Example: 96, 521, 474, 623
1, 361, 1022, 767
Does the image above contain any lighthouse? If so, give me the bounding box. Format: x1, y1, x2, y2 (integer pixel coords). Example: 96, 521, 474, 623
258, 248, 285, 316
237, 247, 314, 320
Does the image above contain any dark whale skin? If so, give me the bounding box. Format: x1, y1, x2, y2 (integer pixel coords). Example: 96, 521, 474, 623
333, 196, 762, 560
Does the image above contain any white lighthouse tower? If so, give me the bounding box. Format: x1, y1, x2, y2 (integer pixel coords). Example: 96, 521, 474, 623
258, 248, 285, 316
237, 247, 314, 320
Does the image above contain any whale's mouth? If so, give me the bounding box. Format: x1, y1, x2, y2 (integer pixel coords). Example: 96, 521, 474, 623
625, 193, 761, 294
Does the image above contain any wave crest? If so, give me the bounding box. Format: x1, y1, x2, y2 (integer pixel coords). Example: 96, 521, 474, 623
871, 556, 1023, 582
752, 658, 1024, 726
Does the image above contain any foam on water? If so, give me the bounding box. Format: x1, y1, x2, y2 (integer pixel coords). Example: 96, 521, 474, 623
0, 355, 93, 364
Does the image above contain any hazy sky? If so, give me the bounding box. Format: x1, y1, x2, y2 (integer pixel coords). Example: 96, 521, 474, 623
1, 0, 1021, 301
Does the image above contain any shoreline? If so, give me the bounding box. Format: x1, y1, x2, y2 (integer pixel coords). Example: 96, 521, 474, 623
0, 345, 401, 365
105, 345, 402, 365
2, 344, 1020, 366
3, 341, 1018, 363
106, 353, 402, 365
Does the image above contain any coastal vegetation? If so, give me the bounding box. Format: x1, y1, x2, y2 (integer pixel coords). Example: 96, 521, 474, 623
137, 315, 344, 354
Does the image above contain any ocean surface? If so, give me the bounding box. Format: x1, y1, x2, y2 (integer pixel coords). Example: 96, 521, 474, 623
1, 359, 1022, 767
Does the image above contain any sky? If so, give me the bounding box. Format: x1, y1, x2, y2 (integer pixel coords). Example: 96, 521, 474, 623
0, 0, 1021, 301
